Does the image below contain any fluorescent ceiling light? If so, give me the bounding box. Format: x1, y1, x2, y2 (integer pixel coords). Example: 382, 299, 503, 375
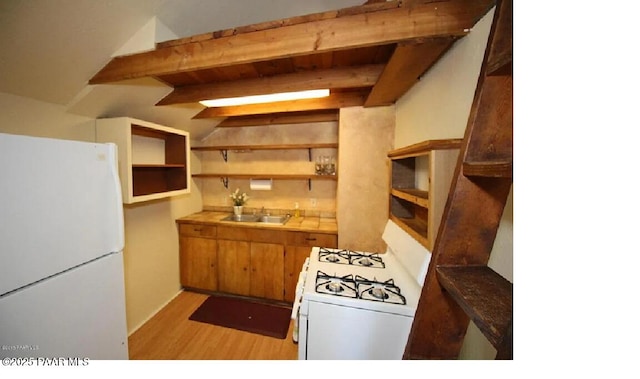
199, 89, 330, 107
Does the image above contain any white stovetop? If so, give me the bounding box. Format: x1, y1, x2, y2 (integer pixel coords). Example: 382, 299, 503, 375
301, 246, 422, 317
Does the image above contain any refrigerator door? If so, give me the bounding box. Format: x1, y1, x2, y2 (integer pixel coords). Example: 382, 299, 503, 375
0, 133, 124, 296
0, 252, 128, 359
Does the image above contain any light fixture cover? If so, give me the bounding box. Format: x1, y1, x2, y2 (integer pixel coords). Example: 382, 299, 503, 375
199, 89, 330, 107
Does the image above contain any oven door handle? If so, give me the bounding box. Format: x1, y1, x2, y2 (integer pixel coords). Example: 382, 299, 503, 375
291, 258, 309, 320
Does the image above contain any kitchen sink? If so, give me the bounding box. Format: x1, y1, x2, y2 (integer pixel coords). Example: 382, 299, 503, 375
258, 215, 290, 224
222, 214, 260, 222
221, 214, 290, 225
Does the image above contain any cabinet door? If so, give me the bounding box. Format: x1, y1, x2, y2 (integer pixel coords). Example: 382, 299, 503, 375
217, 239, 251, 296
250, 242, 285, 301
283, 245, 312, 303
283, 232, 337, 303
179, 236, 217, 291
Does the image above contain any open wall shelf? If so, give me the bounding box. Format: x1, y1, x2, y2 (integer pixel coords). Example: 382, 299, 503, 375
96, 117, 190, 204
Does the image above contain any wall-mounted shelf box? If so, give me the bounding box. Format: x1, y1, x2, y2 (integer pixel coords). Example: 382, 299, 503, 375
388, 139, 461, 250
96, 117, 190, 204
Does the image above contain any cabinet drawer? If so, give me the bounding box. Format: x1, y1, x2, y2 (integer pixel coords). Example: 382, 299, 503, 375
179, 223, 216, 238
287, 232, 337, 247
218, 225, 286, 244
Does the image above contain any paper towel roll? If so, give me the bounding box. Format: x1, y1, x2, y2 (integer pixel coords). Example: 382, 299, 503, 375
250, 179, 273, 190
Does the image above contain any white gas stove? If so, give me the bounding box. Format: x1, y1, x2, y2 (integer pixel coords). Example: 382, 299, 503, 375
292, 220, 431, 360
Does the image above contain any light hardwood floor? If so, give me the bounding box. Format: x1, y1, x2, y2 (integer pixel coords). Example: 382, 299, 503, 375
127, 291, 298, 360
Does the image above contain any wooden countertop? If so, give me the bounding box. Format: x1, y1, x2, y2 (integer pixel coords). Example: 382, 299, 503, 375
176, 211, 338, 234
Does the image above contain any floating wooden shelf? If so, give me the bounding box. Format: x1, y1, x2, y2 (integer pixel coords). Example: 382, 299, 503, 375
192, 143, 338, 162
436, 265, 513, 350
192, 173, 337, 190
192, 173, 337, 180
191, 143, 338, 151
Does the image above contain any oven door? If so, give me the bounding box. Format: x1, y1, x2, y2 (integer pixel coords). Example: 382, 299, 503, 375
304, 300, 413, 360
290, 258, 309, 344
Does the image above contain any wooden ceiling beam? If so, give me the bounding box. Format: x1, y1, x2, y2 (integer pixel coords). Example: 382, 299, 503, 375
156, 2, 402, 49
89, 0, 494, 84
364, 38, 459, 107
216, 110, 339, 127
157, 64, 384, 106
193, 91, 367, 118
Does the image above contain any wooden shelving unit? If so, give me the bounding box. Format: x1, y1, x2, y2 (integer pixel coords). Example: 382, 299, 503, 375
192, 143, 337, 162
96, 117, 190, 204
388, 139, 461, 250
192, 142, 338, 189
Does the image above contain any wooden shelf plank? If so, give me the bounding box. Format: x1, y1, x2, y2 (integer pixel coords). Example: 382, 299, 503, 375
132, 164, 186, 168
191, 143, 338, 151
192, 173, 338, 181
436, 265, 513, 349
463, 160, 512, 178
390, 188, 429, 207
389, 214, 429, 247
388, 138, 462, 159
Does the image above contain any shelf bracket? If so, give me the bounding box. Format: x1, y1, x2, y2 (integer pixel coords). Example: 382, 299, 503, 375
221, 177, 229, 189
220, 149, 228, 162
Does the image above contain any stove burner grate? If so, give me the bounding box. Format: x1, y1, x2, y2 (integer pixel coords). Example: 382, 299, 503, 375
317, 248, 385, 268
315, 271, 357, 298
314, 272, 407, 305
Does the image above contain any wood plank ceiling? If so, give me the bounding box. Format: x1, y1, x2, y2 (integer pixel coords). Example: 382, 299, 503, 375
89, 0, 495, 127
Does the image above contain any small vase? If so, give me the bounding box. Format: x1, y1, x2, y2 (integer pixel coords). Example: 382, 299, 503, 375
233, 205, 243, 216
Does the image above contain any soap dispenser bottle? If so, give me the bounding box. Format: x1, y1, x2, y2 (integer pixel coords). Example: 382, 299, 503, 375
294, 202, 300, 218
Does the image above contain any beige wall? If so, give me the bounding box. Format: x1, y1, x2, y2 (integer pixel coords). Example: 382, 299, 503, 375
395, 8, 513, 360
337, 106, 395, 251
196, 123, 338, 215
0, 91, 202, 335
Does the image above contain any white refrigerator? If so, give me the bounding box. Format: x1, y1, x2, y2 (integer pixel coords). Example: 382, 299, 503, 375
0, 132, 129, 359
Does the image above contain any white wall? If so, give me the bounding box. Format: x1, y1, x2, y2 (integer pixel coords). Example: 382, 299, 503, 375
0, 91, 202, 336
395, 8, 514, 359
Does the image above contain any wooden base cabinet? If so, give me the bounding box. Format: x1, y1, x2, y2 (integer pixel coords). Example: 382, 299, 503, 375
249, 242, 285, 300
178, 224, 217, 291
217, 239, 251, 296
217, 240, 285, 301
216, 226, 286, 302
178, 223, 337, 303
283, 232, 337, 302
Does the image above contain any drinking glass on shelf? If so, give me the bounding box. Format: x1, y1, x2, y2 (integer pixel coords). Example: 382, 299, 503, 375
321, 156, 330, 175
328, 156, 336, 175
315, 156, 323, 175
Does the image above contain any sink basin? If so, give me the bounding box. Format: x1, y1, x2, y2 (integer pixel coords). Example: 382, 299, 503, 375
221, 214, 260, 222
259, 215, 290, 224
221, 214, 290, 225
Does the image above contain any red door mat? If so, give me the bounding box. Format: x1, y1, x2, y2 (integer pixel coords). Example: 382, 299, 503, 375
189, 294, 292, 339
